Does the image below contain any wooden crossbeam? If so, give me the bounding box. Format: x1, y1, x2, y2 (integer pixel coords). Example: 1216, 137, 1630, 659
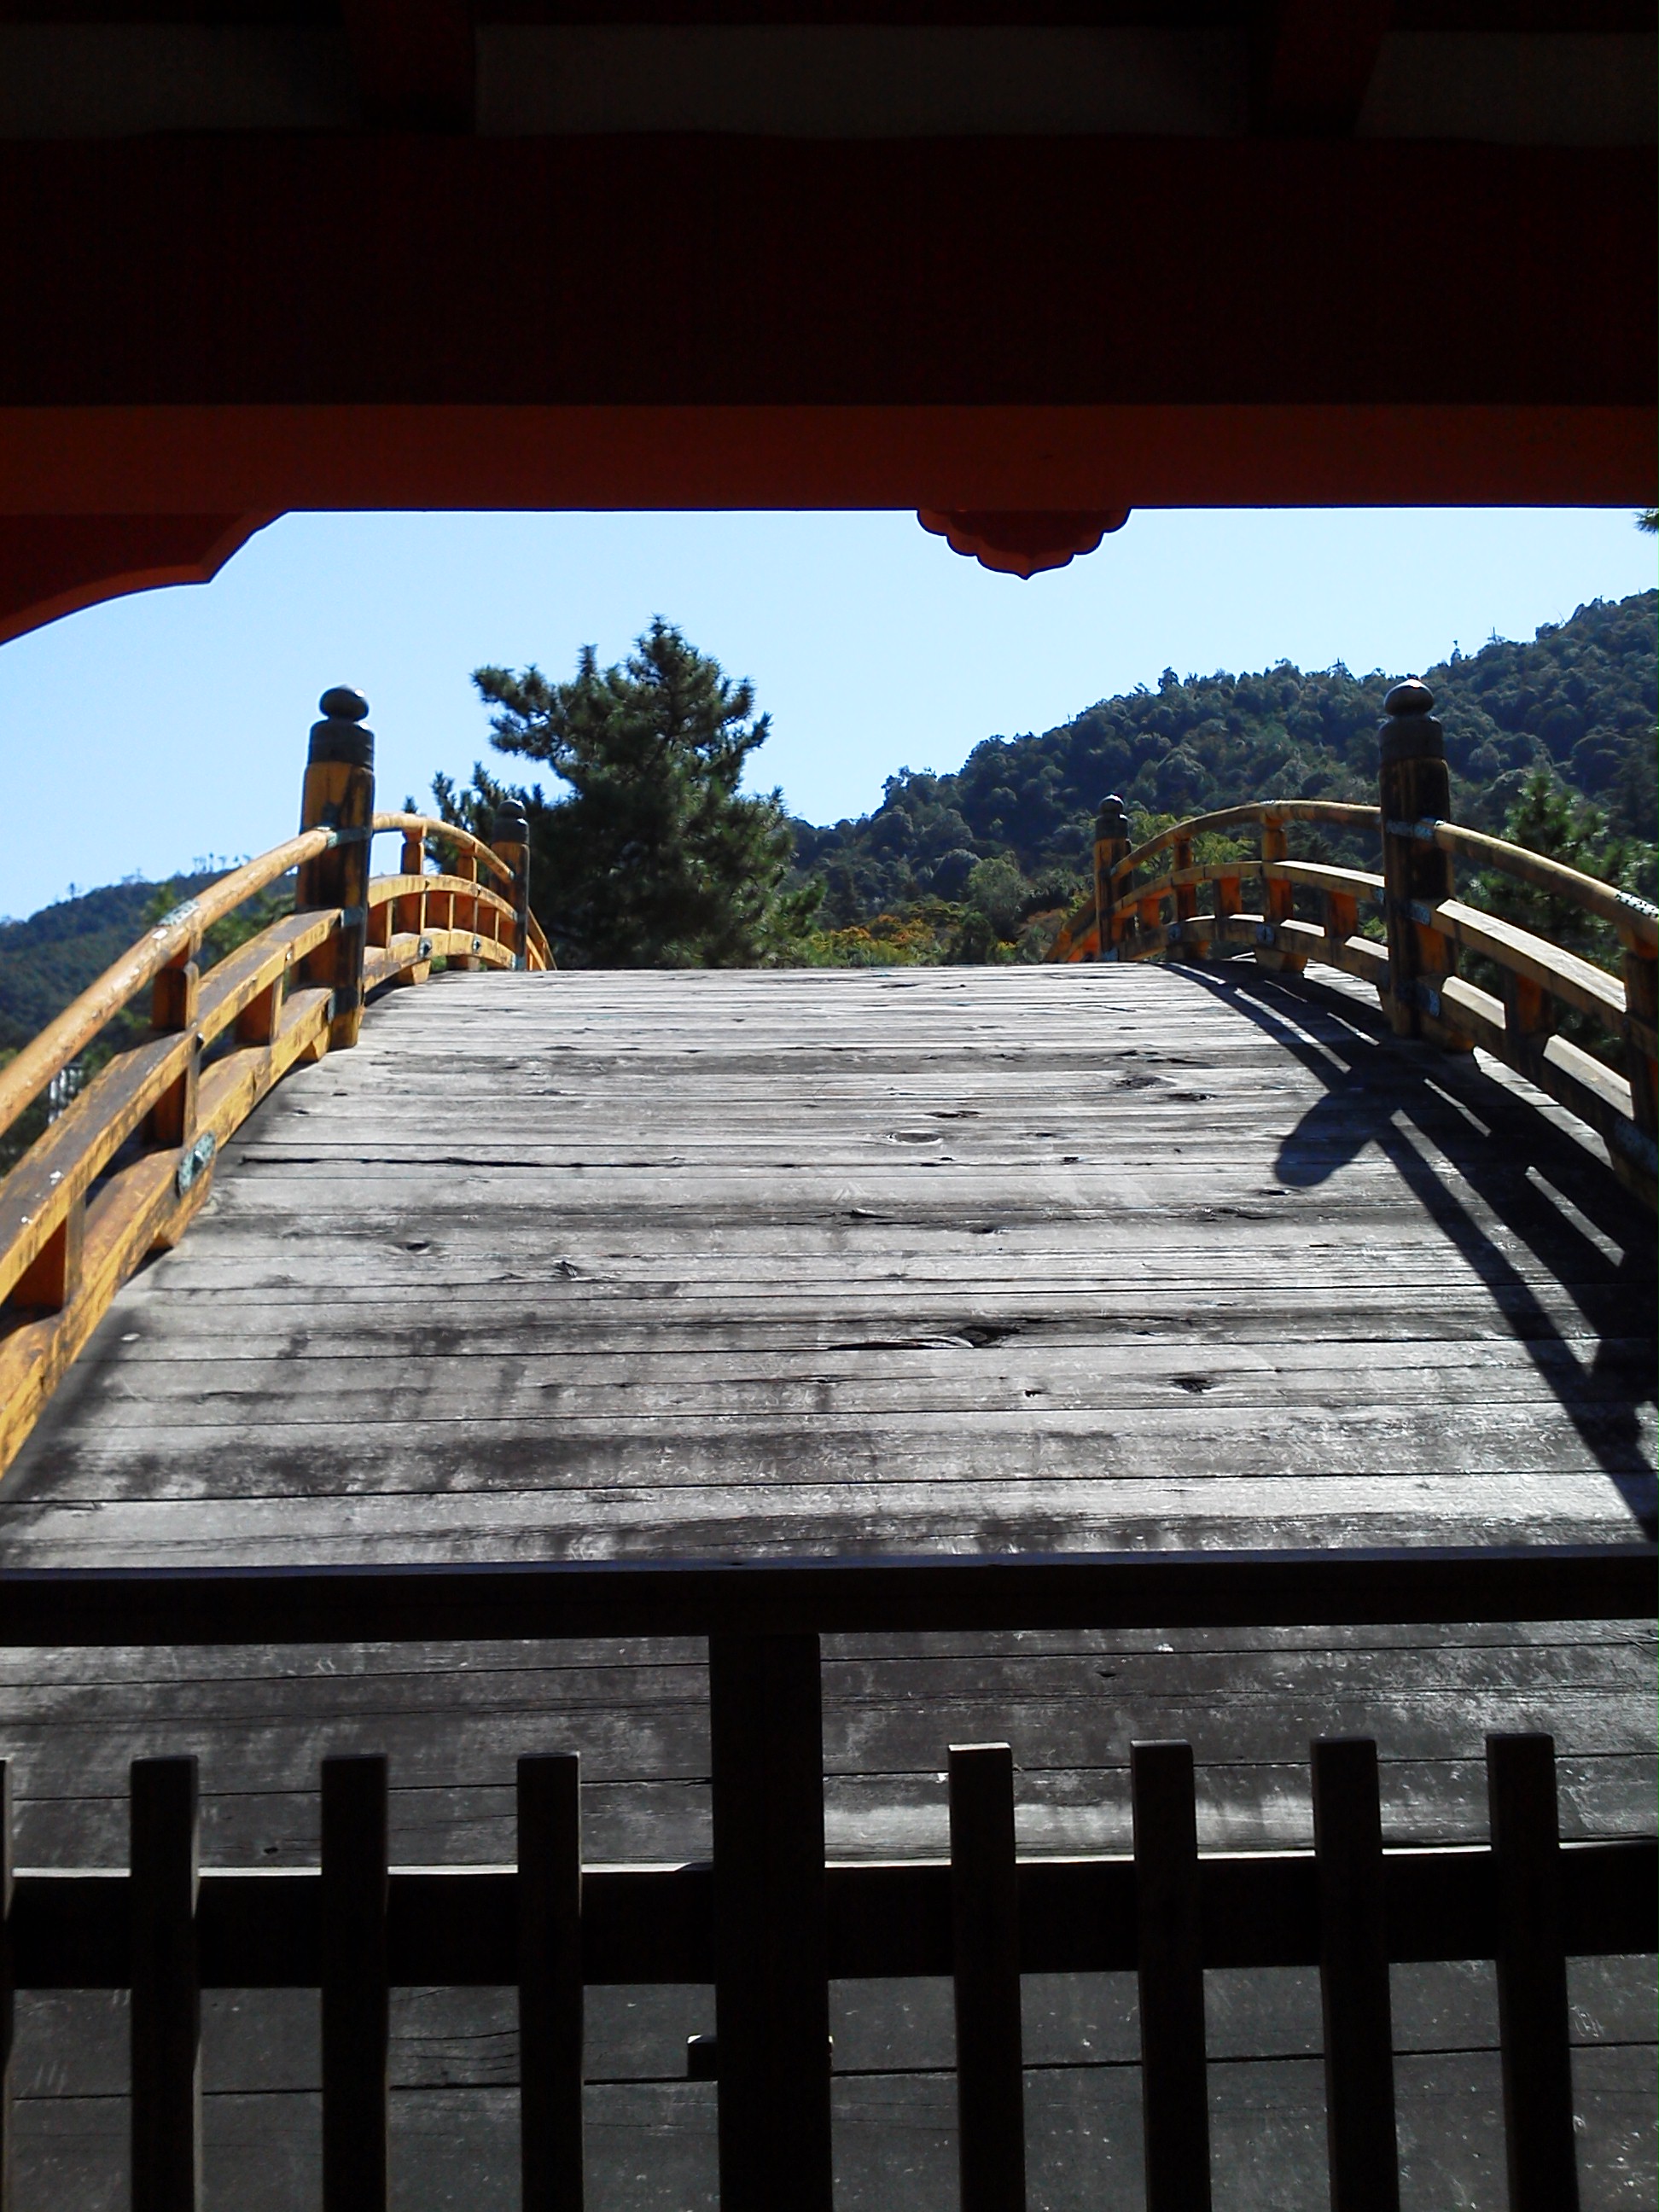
1251, 0, 1392, 137
341, 0, 474, 130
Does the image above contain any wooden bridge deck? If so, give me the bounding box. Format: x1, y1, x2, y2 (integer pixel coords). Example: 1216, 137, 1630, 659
3, 961, 1654, 2209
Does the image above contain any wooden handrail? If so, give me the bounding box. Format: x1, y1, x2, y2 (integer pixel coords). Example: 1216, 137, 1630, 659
370, 812, 554, 964
4, 1542, 1649, 1642
0, 690, 551, 1477
366, 870, 520, 929
1050, 681, 1657, 1206
370, 809, 516, 888
1105, 799, 1382, 892
1400, 816, 1659, 951
0, 825, 336, 1146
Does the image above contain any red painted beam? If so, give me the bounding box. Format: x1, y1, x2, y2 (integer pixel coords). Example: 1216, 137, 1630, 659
0, 405, 1648, 517
0, 136, 1648, 633
0, 139, 1648, 409
1252, 0, 1394, 136
341, 0, 474, 128
0, 514, 275, 649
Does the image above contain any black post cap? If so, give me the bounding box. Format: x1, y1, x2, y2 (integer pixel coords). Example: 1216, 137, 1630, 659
1096, 793, 1131, 837
1378, 678, 1443, 766
492, 803, 531, 845
309, 687, 374, 769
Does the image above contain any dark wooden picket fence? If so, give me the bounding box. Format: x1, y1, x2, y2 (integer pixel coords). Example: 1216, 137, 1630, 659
3, 1543, 1652, 2212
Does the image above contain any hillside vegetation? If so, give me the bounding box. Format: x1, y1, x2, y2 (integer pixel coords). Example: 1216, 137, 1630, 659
1, 590, 1652, 1065
793, 591, 1656, 959
0, 876, 218, 1058
0, 870, 288, 1170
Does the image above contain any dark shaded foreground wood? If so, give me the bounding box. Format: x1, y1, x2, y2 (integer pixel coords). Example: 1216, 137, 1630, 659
0, 964, 1651, 2206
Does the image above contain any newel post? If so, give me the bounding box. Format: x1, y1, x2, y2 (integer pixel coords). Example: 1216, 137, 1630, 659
296, 688, 375, 1050
1092, 795, 1132, 960
1377, 680, 1456, 1041
492, 803, 533, 969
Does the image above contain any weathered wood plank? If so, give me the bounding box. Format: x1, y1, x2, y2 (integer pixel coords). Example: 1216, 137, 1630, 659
0, 962, 1650, 2209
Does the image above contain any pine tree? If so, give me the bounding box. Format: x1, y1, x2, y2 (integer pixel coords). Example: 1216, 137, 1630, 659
437, 620, 818, 968
1467, 765, 1651, 1062
1472, 767, 1644, 961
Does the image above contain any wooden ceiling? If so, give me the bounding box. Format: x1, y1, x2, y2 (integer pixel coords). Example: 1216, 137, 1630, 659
0, 1, 1650, 631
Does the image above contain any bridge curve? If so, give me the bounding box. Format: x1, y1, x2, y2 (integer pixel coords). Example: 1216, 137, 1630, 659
9, 959, 1654, 1564
0, 685, 1653, 2206
0, 957, 1654, 2205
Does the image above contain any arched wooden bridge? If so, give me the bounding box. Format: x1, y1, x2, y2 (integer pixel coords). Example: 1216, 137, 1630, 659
0, 690, 1652, 2212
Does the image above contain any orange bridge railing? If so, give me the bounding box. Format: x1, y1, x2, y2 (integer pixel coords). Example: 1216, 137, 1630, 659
1050, 680, 1657, 1209
0, 687, 550, 1475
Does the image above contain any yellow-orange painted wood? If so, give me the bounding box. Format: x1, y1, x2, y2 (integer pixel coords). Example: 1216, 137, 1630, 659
0, 984, 333, 1475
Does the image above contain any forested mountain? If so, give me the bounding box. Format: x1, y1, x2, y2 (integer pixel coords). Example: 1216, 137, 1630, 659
0, 874, 218, 1057
794, 591, 1656, 928
1, 589, 1652, 1039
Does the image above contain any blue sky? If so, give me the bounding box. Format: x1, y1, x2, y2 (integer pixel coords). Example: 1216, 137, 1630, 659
0, 504, 1652, 919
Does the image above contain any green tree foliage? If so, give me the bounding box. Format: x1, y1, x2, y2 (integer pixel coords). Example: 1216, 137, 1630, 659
795, 591, 1657, 928
438, 620, 819, 968
1465, 767, 1651, 1062
0, 865, 293, 1170
1472, 769, 1648, 951
0, 876, 208, 1058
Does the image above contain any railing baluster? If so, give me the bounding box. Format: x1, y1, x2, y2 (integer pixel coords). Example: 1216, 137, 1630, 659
709, 1633, 833, 2212
1377, 681, 1468, 1048
1323, 886, 1359, 961
1092, 796, 1132, 960
1502, 969, 1550, 1083
399, 825, 425, 944
1487, 1732, 1580, 2212
1132, 1739, 1210, 2212
147, 940, 201, 1153
1170, 834, 1196, 942
234, 969, 284, 1047
1212, 869, 1241, 954
950, 1743, 1025, 2212
6, 1197, 83, 1315
1621, 933, 1656, 1146
1259, 813, 1306, 972
1312, 1738, 1398, 2212
322, 1754, 390, 2212
492, 805, 533, 969
519, 1753, 585, 2212
131, 1755, 201, 2212
451, 850, 481, 969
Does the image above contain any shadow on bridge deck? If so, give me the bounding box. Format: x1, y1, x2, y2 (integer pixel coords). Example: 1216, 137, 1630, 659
1182, 960, 1656, 1531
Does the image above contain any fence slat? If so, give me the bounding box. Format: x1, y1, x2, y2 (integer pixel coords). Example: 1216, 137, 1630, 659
1312, 1738, 1398, 2212
709, 1633, 832, 2212
131, 1756, 201, 2212
1132, 1740, 1210, 2212
519, 1753, 585, 2212
1488, 1733, 1580, 2212
322, 1755, 389, 2212
950, 1743, 1026, 2212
